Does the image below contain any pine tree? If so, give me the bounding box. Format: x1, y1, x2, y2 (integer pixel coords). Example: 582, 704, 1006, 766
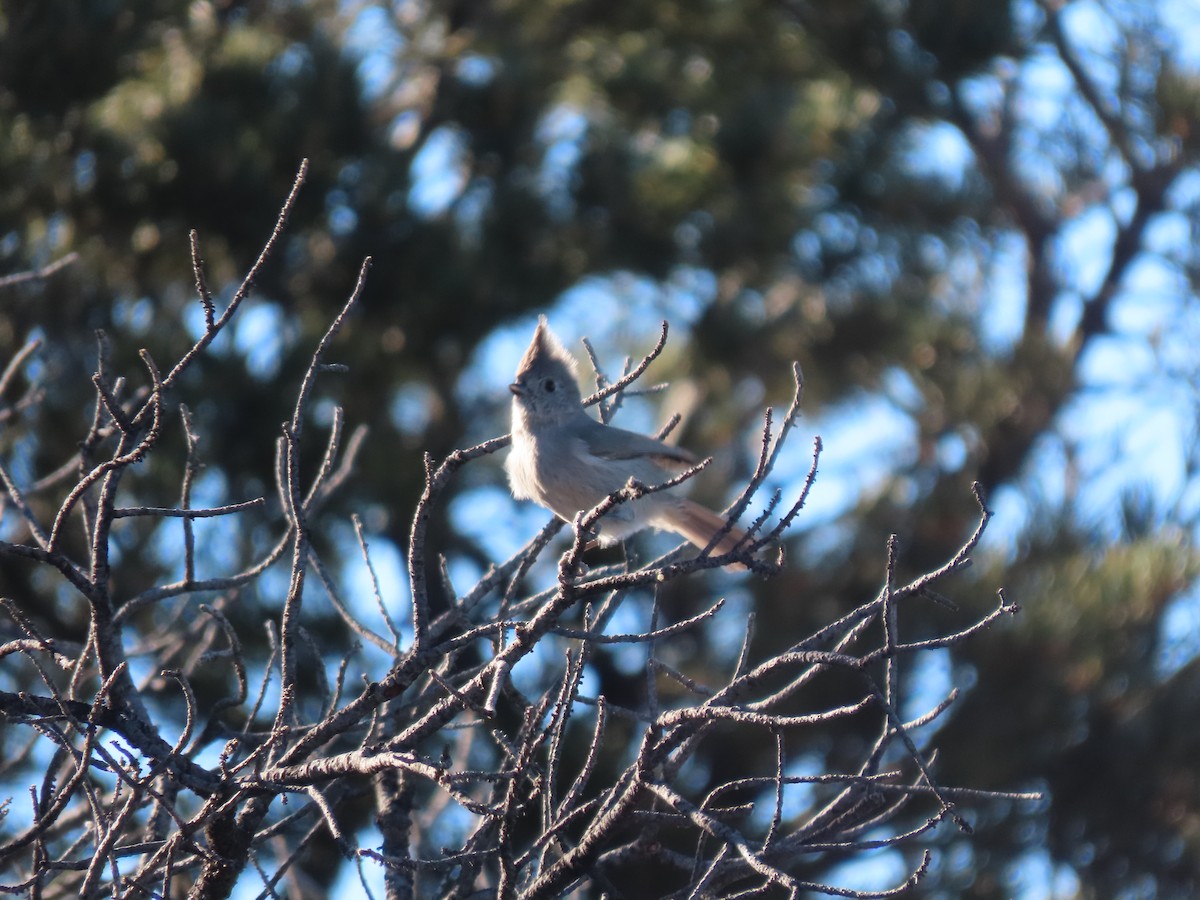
2, 0, 1199, 895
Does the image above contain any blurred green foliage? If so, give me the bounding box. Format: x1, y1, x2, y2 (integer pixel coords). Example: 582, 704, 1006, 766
3, 0, 1200, 895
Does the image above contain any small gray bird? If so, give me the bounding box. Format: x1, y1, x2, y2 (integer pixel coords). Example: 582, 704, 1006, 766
505, 317, 747, 563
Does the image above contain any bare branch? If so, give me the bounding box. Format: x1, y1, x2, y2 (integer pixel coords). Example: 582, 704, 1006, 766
0, 165, 1038, 898
0, 252, 79, 290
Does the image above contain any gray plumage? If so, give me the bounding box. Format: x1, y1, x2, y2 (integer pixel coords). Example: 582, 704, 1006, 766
505, 317, 746, 562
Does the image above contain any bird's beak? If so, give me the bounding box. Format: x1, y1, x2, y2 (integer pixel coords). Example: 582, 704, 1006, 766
509, 382, 525, 396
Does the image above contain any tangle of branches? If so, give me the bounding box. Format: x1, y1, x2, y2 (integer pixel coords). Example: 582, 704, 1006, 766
0, 162, 1037, 899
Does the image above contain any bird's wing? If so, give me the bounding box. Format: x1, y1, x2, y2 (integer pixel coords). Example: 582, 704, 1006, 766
576, 416, 698, 468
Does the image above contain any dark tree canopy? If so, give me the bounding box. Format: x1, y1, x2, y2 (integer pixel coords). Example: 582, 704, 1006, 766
2, 0, 1200, 896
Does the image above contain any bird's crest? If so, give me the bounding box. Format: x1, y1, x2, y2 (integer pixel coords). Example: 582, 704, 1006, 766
517, 315, 578, 380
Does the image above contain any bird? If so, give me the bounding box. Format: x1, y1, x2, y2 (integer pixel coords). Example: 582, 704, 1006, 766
505, 317, 748, 565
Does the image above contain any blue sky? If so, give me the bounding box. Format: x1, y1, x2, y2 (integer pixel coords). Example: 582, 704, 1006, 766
6, 2, 1197, 897
333, 3, 1200, 894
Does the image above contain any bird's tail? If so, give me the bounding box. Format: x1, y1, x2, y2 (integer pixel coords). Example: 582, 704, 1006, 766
657, 498, 750, 568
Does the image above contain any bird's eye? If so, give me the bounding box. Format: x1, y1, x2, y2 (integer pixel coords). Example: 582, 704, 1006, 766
543, 378, 556, 393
